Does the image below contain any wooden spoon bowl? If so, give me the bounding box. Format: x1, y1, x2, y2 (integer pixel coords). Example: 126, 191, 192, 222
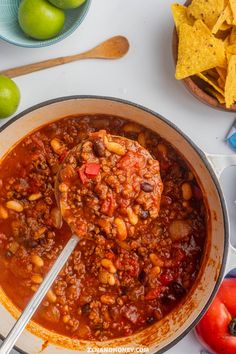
172, 0, 236, 112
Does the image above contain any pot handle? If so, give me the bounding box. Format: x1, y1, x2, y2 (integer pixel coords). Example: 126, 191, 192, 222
206, 153, 236, 274
226, 247, 236, 274
206, 154, 236, 176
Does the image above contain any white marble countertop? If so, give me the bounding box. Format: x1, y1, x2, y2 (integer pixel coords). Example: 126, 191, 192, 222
0, 0, 236, 353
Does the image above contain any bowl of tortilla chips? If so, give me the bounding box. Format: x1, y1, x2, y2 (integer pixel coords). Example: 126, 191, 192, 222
172, 0, 236, 111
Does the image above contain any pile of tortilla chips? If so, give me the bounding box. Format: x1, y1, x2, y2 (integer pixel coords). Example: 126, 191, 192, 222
172, 0, 236, 108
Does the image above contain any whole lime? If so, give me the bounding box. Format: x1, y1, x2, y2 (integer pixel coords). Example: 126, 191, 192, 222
0, 76, 20, 119
48, 0, 86, 9
18, 0, 65, 40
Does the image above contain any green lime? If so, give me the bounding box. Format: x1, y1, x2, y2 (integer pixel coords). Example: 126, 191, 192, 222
0, 76, 20, 119
18, 0, 65, 40
48, 0, 86, 9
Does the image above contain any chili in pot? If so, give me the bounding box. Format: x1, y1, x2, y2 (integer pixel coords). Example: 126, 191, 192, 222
0, 115, 206, 341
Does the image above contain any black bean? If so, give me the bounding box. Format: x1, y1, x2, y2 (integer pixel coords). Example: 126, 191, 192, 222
141, 182, 154, 193
81, 303, 90, 313
170, 282, 186, 298
5, 251, 12, 258
161, 293, 175, 305
93, 139, 105, 157
121, 286, 128, 295
138, 270, 147, 284
146, 316, 155, 324
139, 210, 150, 219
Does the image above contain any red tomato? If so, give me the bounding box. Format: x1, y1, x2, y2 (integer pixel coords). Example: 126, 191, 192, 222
159, 271, 174, 286
77, 163, 100, 183
195, 278, 236, 354
84, 163, 100, 177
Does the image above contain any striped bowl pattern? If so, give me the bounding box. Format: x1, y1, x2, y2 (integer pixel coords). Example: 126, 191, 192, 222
0, 0, 91, 48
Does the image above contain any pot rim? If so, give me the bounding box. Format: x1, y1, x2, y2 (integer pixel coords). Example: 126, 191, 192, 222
0, 95, 229, 354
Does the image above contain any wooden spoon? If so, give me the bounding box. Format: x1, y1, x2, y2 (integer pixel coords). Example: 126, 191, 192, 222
0, 36, 130, 79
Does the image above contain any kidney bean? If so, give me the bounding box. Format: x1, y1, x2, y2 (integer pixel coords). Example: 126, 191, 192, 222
140, 182, 154, 192
93, 139, 105, 157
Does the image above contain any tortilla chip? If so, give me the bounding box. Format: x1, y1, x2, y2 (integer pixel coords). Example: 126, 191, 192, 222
218, 76, 226, 88
187, 0, 224, 29
205, 87, 226, 103
196, 73, 225, 95
230, 26, 236, 43
225, 54, 236, 107
226, 43, 236, 54
212, 5, 233, 34
205, 68, 220, 79
171, 4, 193, 33
176, 20, 226, 79
229, 0, 236, 24
223, 34, 231, 46
216, 66, 227, 80
220, 22, 233, 30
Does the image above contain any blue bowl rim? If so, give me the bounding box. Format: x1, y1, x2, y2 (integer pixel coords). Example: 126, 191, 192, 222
0, 0, 92, 48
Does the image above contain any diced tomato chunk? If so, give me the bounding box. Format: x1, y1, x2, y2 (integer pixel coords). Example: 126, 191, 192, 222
77, 163, 100, 183
160, 272, 174, 286
84, 163, 100, 177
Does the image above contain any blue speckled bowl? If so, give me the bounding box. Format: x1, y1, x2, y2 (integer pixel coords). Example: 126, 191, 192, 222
0, 0, 91, 48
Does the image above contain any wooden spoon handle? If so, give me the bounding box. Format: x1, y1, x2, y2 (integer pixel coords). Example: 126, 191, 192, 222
0, 54, 84, 78
0, 36, 129, 78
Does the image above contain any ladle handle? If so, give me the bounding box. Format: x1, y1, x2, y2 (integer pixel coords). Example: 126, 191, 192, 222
0, 234, 79, 354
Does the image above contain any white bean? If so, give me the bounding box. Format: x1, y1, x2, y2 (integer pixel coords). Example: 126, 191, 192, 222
6, 200, 23, 212
0, 205, 8, 219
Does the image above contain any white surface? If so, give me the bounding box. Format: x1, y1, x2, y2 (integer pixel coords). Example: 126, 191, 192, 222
0, 0, 235, 353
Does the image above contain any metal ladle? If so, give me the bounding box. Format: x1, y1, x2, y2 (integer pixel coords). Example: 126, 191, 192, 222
0, 134, 161, 354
